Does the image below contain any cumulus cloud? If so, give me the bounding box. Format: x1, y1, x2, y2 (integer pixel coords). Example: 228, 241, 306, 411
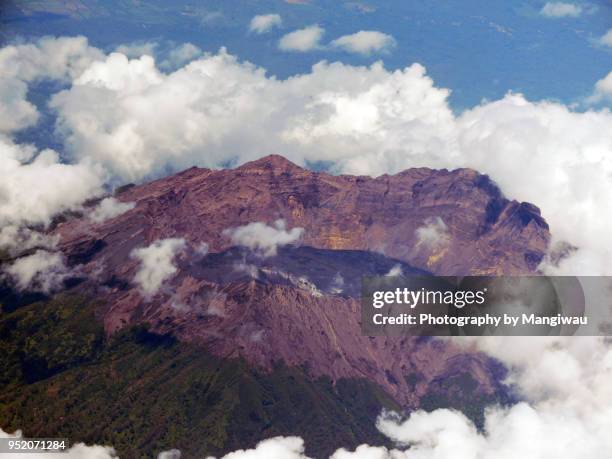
115, 41, 158, 58
330, 445, 393, 458
330, 31, 396, 55
0, 136, 103, 227
0, 35, 103, 83
113, 42, 203, 70
209, 436, 310, 459
600, 29, 612, 47
161, 43, 203, 70
0, 36, 103, 135
0, 37, 105, 239
588, 71, 612, 103
278, 25, 324, 51
4, 250, 69, 293
415, 217, 450, 251
371, 401, 606, 458
0, 137, 100, 293
0, 428, 118, 458
365, 336, 612, 458
540, 2, 582, 18
0, 78, 39, 134
455, 94, 612, 276
72, 52, 163, 93
89, 197, 135, 223
249, 14, 282, 34
48, 50, 454, 182
131, 238, 186, 298
223, 220, 303, 257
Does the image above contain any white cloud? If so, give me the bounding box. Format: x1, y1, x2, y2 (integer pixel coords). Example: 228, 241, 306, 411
4, 250, 69, 293
0, 37, 105, 240
115, 41, 158, 58
0, 225, 58, 255
588, 71, 612, 103
73, 52, 163, 92
600, 29, 612, 47
455, 94, 612, 276
330, 31, 396, 55
385, 264, 403, 277
415, 217, 450, 251
364, 336, 612, 459
540, 2, 582, 18
210, 436, 310, 459
158, 449, 181, 459
131, 238, 186, 298
376, 409, 479, 458
0, 428, 118, 458
48, 51, 454, 182
249, 14, 282, 34
113, 42, 203, 70
0, 78, 39, 134
371, 401, 607, 458
161, 43, 203, 70
89, 197, 135, 223
0, 36, 102, 135
278, 25, 324, 52
330, 445, 393, 459
223, 220, 303, 257
0, 36, 103, 82
0, 136, 103, 228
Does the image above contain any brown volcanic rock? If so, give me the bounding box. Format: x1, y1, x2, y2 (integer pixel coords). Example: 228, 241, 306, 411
91, 248, 499, 408
148, 278, 497, 408
58, 154, 549, 276
50, 155, 550, 409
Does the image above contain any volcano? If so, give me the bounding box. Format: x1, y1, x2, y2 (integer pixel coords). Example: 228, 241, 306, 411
0, 155, 549, 458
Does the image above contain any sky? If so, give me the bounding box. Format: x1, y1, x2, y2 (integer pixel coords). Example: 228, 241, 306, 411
1, 0, 611, 111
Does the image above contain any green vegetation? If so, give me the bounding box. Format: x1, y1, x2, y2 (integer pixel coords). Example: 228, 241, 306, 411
419, 371, 508, 429
0, 295, 399, 458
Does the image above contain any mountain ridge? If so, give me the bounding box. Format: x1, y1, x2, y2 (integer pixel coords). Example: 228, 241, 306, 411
58, 154, 549, 276
41, 154, 550, 407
